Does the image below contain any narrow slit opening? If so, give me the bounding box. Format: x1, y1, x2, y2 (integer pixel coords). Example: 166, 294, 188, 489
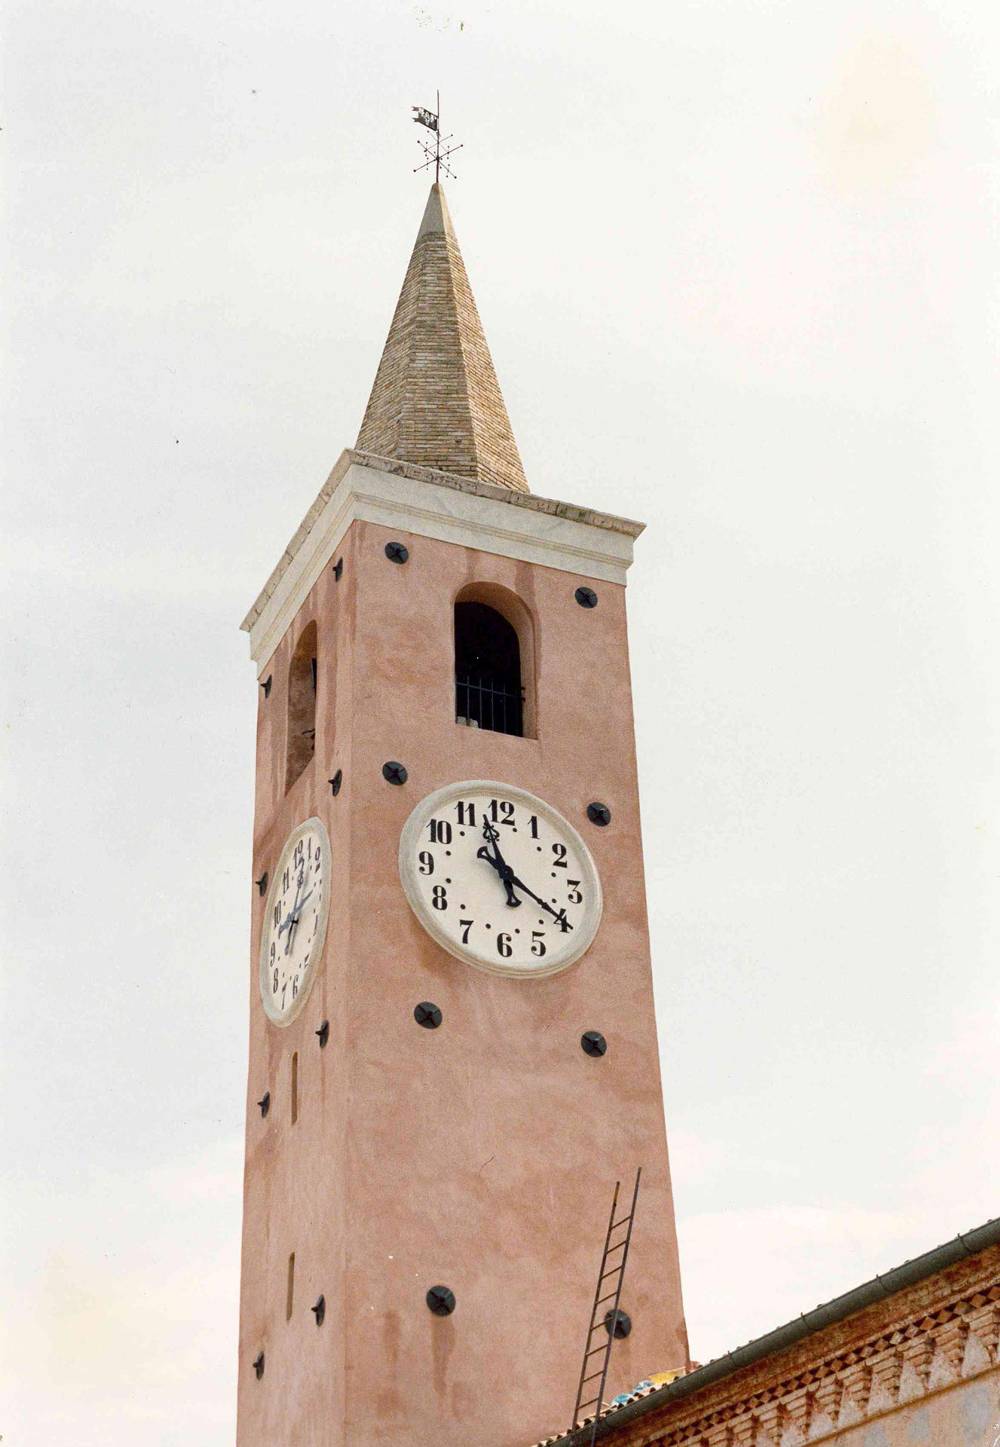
286, 1252, 295, 1321
291, 1052, 299, 1125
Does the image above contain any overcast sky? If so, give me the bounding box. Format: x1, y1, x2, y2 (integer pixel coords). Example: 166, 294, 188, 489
3, 0, 998, 1442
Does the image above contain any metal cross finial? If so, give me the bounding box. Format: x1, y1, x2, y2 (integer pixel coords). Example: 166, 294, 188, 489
412, 92, 463, 182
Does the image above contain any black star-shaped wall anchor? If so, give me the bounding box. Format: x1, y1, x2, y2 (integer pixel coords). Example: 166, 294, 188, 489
426, 1284, 456, 1316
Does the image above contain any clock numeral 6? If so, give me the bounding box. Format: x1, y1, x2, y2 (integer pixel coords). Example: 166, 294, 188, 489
496, 933, 513, 958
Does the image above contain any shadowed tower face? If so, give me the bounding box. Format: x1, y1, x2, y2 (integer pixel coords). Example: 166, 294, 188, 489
236, 183, 687, 1447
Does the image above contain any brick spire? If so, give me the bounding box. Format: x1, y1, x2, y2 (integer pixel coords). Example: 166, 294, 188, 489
356, 184, 529, 494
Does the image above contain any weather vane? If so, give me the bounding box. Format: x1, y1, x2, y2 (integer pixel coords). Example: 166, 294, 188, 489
412, 92, 463, 183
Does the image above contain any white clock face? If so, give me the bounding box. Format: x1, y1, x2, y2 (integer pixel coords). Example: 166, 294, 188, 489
259, 817, 331, 1025
399, 781, 602, 978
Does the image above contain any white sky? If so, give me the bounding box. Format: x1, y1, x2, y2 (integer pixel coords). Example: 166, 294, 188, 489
2, 0, 998, 1442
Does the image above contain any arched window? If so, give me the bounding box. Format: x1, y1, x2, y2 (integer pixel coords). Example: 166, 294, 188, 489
454, 596, 527, 737
285, 622, 317, 791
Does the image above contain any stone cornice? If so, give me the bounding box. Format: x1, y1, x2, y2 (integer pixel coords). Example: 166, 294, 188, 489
240, 449, 645, 674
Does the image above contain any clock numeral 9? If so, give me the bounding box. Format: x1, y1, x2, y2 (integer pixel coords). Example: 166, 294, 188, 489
431, 885, 448, 911
418, 850, 435, 875
496, 933, 513, 958
428, 819, 452, 845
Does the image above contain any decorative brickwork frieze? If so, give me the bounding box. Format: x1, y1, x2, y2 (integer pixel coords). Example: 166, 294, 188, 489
534, 1242, 1000, 1447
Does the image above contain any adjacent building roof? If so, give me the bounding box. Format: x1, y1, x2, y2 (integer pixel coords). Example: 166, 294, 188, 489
356, 184, 530, 494
535, 1215, 1000, 1445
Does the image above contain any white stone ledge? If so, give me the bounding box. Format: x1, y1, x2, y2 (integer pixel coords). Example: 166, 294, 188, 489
241, 449, 645, 674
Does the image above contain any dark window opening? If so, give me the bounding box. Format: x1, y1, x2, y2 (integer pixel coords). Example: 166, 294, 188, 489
454, 602, 523, 737
285, 623, 318, 791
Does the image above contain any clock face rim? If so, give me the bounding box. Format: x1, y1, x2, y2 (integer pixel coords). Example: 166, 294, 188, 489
258, 815, 332, 1027
398, 779, 603, 980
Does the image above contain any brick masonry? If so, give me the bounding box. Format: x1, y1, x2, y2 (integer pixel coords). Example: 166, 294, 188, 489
356, 184, 530, 494
535, 1241, 1000, 1447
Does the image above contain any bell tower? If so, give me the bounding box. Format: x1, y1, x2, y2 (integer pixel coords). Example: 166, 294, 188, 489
235, 183, 688, 1447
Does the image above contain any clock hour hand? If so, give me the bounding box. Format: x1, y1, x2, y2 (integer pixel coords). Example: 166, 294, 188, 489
477, 821, 521, 908
476, 846, 522, 907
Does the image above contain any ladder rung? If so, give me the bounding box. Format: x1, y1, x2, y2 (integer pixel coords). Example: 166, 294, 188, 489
581, 1369, 605, 1385
610, 1216, 633, 1230
598, 1267, 622, 1282
605, 1240, 626, 1255
576, 1397, 600, 1412
583, 1342, 607, 1358
595, 1292, 620, 1309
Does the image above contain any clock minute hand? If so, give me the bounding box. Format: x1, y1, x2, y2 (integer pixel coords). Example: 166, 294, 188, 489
283, 873, 304, 954
287, 889, 314, 924
508, 873, 574, 931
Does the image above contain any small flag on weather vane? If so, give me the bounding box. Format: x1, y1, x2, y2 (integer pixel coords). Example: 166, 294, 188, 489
412, 92, 463, 182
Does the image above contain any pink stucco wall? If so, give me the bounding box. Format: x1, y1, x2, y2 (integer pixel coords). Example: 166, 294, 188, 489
236, 519, 688, 1446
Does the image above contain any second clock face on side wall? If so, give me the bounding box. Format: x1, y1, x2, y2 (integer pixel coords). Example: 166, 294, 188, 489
259, 817, 331, 1025
399, 781, 603, 978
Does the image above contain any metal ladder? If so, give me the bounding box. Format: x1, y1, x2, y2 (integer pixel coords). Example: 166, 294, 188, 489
569, 1168, 642, 1442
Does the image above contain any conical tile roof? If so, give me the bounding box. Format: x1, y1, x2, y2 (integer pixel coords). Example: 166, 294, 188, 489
356, 184, 529, 493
